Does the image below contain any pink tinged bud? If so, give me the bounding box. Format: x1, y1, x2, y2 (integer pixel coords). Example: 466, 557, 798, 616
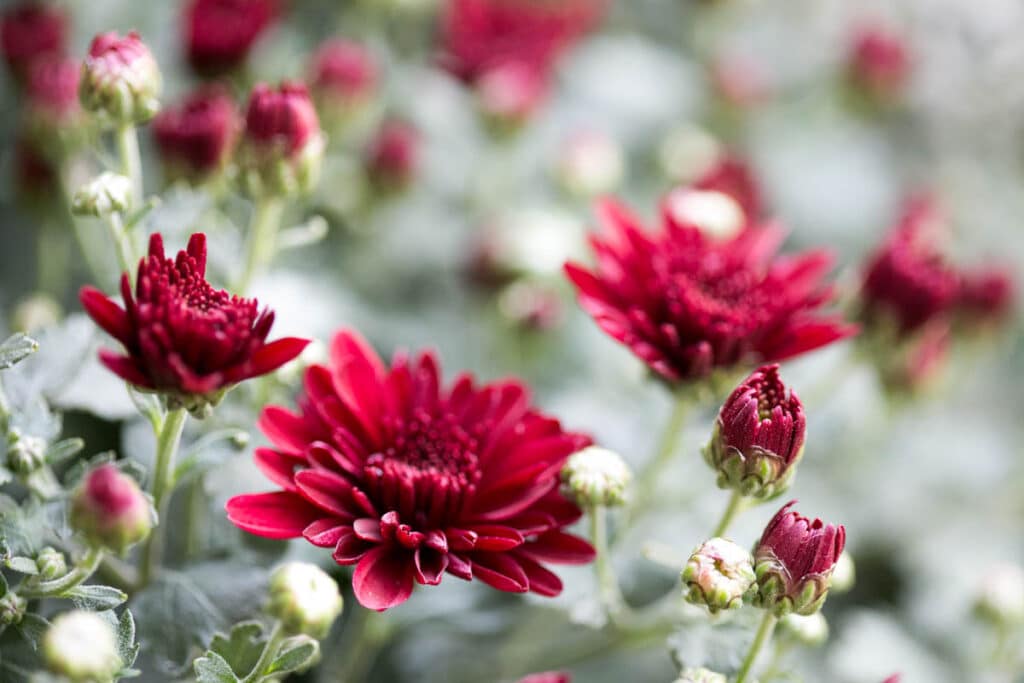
0, 3, 66, 81
753, 501, 846, 616
475, 61, 548, 130
25, 56, 90, 160
153, 86, 239, 183
517, 673, 571, 683
185, 0, 278, 77
364, 118, 420, 193
79, 31, 162, 126
848, 25, 911, 103
70, 464, 152, 554
704, 364, 806, 499
710, 53, 772, 109
310, 39, 378, 122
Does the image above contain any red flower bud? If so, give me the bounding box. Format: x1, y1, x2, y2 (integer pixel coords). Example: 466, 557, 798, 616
0, 3, 66, 81
705, 364, 805, 499
848, 24, 911, 104
184, 0, 278, 76
753, 501, 845, 616
24, 57, 89, 159
153, 86, 239, 183
70, 465, 151, 554
80, 31, 162, 125
79, 233, 309, 416
365, 118, 420, 193
958, 267, 1016, 326
475, 61, 548, 130
518, 673, 571, 683
309, 39, 377, 121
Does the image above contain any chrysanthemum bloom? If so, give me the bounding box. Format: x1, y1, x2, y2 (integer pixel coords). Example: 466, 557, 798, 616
226, 329, 595, 610
859, 197, 959, 336
365, 118, 420, 193
957, 267, 1016, 328
848, 24, 910, 104
752, 501, 845, 616
23, 57, 89, 159
70, 464, 152, 554
309, 39, 377, 127
184, 0, 278, 76
704, 364, 805, 499
79, 233, 309, 415
693, 155, 762, 224
79, 31, 162, 126
565, 198, 854, 385
237, 82, 325, 198
518, 673, 570, 683
153, 86, 239, 184
0, 3, 65, 81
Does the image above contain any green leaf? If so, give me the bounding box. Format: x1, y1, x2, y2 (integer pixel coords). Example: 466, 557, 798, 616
208, 621, 266, 677
117, 609, 141, 669
193, 651, 240, 683
0, 466, 12, 487
0, 570, 7, 597
15, 613, 50, 651
132, 572, 227, 670
0, 334, 39, 370
5, 557, 38, 575
44, 438, 84, 466
66, 584, 128, 610
264, 636, 319, 676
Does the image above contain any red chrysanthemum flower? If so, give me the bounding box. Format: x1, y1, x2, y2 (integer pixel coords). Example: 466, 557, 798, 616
0, 2, 66, 80
226, 329, 595, 610
309, 39, 378, 110
860, 197, 960, 335
153, 86, 239, 182
438, 0, 604, 85
184, 0, 278, 76
565, 198, 855, 384
848, 23, 911, 102
79, 233, 309, 415
693, 155, 763, 224
25, 56, 80, 121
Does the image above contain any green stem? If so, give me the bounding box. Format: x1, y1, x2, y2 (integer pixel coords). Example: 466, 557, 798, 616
628, 393, 690, 524
237, 198, 285, 294
711, 490, 746, 538
589, 505, 624, 620
243, 621, 284, 682
735, 612, 777, 683
140, 407, 188, 586
104, 212, 136, 286
116, 125, 143, 209
20, 547, 103, 598
37, 218, 72, 294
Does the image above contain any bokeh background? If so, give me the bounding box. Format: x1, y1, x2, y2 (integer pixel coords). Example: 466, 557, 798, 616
1, 0, 1023, 681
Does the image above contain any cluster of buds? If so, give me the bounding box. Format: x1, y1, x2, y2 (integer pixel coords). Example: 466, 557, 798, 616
153, 86, 239, 185
5, 428, 47, 478
752, 501, 846, 616
0, 591, 27, 626
560, 446, 632, 508
79, 31, 161, 127
70, 464, 153, 554
71, 172, 133, 217
681, 537, 755, 613
703, 364, 806, 500
42, 610, 122, 682
237, 82, 326, 198
266, 562, 344, 639
35, 546, 68, 580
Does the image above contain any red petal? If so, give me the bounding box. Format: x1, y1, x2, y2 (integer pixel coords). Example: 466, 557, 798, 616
466, 525, 524, 551
253, 448, 301, 491
302, 518, 351, 547
225, 491, 322, 539
522, 531, 595, 565
229, 337, 310, 382
414, 547, 448, 586
515, 552, 564, 597
471, 552, 529, 593
97, 350, 153, 388
332, 528, 373, 564
259, 405, 320, 455
79, 287, 132, 344
352, 546, 415, 611
293, 469, 359, 518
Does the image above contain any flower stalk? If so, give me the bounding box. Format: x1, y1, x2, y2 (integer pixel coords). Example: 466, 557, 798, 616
238, 197, 285, 294
735, 611, 777, 683
116, 124, 143, 209
589, 504, 624, 620
629, 393, 689, 524
140, 406, 188, 585
19, 547, 103, 599
711, 490, 746, 538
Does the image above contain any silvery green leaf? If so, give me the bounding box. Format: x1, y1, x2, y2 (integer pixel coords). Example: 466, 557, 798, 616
208, 620, 266, 677
66, 584, 128, 610
44, 438, 84, 466
5, 556, 38, 574
264, 636, 319, 675
193, 651, 240, 683
0, 334, 38, 370
14, 613, 50, 651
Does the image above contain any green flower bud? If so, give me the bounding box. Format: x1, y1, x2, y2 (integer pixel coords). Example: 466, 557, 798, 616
0, 592, 27, 625
35, 547, 68, 580
681, 537, 755, 614
71, 172, 133, 217
43, 610, 121, 682
7, 430, 47, 477
560, 446, 632, 508
267, 562, 343, 639
778, 611, 829, 647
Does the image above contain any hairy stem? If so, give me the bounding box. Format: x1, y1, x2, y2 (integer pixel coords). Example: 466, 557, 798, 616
104, 212, 136, 286
237, 197, 285, 294
140, 407, 188, 586
242, 621, 284, 682
20, 547, 103, 598
589, 505, 625, 621
116, 124, 143, 209
712, 489, 746, 538
735, 611, 777, 683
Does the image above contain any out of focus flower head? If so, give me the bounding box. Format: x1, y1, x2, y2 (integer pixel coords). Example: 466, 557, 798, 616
23, 57, 90, 159
309, 39, 378, 131
0, 2, 66, 82
184, 0, 279, 77
847, 22, 911, 106
710, 52, 773, 110
79, 31, 162, 126
957, 265, 1016, 330
153, 85, 240, 185
364, 117, 420, 193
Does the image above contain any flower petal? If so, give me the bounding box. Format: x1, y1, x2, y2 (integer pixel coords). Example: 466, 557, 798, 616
352, 546, 415, 611
225, 491, 321, 539
471, 552, 529, 593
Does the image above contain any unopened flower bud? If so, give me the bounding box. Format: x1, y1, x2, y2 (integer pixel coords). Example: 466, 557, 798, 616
35, 546, 68, 580
974, 562, 1024, 627
753, 501, 845, 616
499, 281, 564, 332
476, 62, 547, 133
704, 364, 805, 500
830, 550, 855, 593
664, 188, 745, 241
185, 0, 278, 77
7, 430, 47, 477
310, 39, 378, 129
555, 130, 624, 198
70, 464, 152, 554
848, 25, 910, 105
238, 82, 325, 198
79, 31, 161, 126
0, 591, 27, 625
153, 86, 239, 184
12, 292, 61, 333
658, 124, 721, 185
681, 537, 755, 613
267, 562, 343, 639
71, 172, 133, 216
24, 57, 89, 160
517, 673, 570, 683
1, 3, 66, 81
560, 446, 632, 508
43, 610, 121, 682
778, 611, 829, 646
674, 668, 727, 683
364, 118, 419, 194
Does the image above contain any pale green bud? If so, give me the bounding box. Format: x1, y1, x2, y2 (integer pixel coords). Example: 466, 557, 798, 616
43, 611, 121, 682
560, 446, 632, 508
267, 562, 343, 639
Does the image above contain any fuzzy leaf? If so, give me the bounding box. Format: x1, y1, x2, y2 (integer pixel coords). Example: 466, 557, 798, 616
67, 584, 128, 610
208, 620, 266, 677
5, 556, 38, 575
0, 334, 39, 370
15, 613, 50, 651
44, 438, 85, 466
193, 651, 240, 683
117, 609, 141, 668
264, 636, 319, 675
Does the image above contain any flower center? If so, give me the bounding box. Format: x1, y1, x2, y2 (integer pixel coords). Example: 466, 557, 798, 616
363, 411, 482, 530
748, 370, 786, 421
